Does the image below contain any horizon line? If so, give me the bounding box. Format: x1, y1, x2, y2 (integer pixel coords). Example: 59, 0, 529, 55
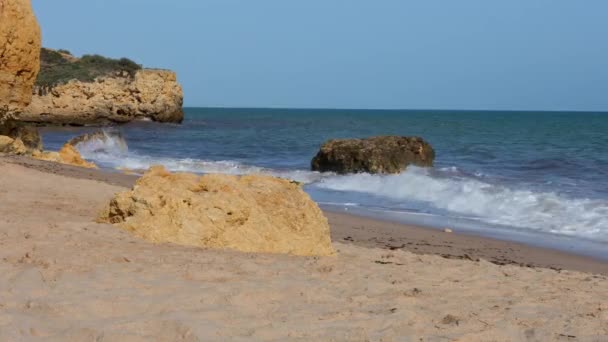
182, 106, 608, 114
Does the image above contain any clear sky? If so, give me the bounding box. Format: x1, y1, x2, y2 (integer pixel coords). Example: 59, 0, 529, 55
32, 0, 608, 111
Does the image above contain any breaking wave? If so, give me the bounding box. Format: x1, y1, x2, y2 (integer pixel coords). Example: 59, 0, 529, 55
73, 131, 608, 241
73, 130, 329, 183
315, 167, 608, 241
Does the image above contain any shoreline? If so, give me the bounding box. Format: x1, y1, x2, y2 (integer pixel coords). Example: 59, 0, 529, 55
3, 154, 607, 275
326, 210, 608, 275
325, 204, 608, 262
2, 155, 608, 339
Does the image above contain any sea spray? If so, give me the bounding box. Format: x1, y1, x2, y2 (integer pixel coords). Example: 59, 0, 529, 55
73, 132, 333, 183
73, 130, 608, 241
315, 166, 608, 241
72, 129, 129, 157
41, 108, 608, 246
74, 135, 608, 241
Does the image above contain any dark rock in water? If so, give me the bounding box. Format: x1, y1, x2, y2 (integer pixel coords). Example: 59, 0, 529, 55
311, 136, 434, 174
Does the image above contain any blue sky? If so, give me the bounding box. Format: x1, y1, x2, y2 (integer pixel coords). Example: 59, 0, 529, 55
32, 1, 608, 111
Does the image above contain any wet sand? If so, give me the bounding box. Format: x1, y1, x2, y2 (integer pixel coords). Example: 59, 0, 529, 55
328, 211, 608, 275
5, 154, 608, 275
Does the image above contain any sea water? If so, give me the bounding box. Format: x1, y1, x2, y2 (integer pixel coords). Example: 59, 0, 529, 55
40, 108, 608, 258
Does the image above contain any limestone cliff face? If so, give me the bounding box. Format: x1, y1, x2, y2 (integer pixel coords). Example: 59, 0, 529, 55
0, 0, 41, 118
20, 69, 184, 125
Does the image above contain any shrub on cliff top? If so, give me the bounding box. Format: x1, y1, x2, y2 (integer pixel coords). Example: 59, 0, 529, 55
36, 48, 142, 88
40, 48, 67, 66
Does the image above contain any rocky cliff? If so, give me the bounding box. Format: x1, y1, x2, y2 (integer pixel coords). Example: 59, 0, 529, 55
19, 67, 184, 125
0, 0, 42, 155
0, 0, 41, 119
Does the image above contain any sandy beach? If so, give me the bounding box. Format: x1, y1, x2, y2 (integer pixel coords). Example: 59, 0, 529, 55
0, 155, 606, 341
3, 0, 608, 340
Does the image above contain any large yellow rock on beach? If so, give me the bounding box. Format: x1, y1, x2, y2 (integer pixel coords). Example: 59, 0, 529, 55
32, 144, 97, 169
99, 166, 335, 256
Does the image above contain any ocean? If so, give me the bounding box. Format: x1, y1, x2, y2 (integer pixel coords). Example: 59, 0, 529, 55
40, 108, 608, 258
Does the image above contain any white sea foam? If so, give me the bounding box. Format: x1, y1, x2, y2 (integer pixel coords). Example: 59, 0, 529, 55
315, 166, 608, 241
74, 133, 608, 241
74, 132, 329, 183
74, 130, 129, 157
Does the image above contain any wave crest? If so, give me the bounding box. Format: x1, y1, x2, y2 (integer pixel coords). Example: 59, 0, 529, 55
315, 167, 608, 240
73, 129, 128, 157
73, 134, 608, 241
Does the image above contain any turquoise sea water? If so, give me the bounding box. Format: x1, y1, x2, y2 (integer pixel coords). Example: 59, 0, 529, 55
41, 108, 608, 257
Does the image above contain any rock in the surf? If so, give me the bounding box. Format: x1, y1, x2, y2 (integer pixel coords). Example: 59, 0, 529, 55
311, 136, 435, 174
98, 166, 335, 256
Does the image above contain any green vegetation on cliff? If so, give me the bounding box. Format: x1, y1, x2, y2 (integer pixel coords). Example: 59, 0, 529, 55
36, 48, 142, 87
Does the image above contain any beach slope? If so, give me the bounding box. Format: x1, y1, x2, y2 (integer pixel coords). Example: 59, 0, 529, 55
0, 158, 607, 341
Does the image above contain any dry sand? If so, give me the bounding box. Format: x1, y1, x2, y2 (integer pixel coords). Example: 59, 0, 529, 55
1, 156, 607, 341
